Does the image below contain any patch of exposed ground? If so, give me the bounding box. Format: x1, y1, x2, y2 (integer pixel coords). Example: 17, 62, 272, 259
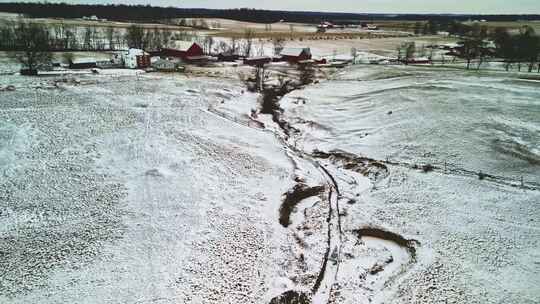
269, 290, 312, 304
353, 227, 419, 260
280, 184, 326, 228
312, 149, 389, 183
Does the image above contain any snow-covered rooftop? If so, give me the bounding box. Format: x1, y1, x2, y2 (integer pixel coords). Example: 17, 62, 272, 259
170, 40, 200, 51
280, 47, 311, 57
71, 58, 97, 64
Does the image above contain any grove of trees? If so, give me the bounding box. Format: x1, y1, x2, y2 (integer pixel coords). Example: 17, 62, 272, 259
454, 24, 540, 71
10, 22, 52, 71
0, 21, 192, 52
492, 26, 540, 72
408, 19, 540, 72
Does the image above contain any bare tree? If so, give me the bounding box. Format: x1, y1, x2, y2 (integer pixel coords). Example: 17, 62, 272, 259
161, 30, 172, 48
13, 22, 52, 72
298, 63, 316, 85
517, 26, 540, 73
152, 28, 163, 50
217, 41, 230, 53
83, 27, 93, 50
414, 21, 423, 35
272, 37, 285, 56
126, 24, 145, 49
106, 27, 115, 50
351, 47, 358, 64
397, 42, 416, 64
243, 29, 255, 57
289, 24, 295, 39
457, 37, 485, 70
230, 37, 239, 54
114, 29, 125, 50
256, 38, 265, 56
0, 21, 16, 50
203, 36, 215, 55
239, 63, 271, 92
91, 27, 103, 50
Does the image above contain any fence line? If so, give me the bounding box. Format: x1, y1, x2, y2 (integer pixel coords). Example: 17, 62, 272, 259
207, 105, 540, 192
382, 157, 540, 191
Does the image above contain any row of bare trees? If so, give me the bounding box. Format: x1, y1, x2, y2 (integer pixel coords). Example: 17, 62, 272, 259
0, 20, 201, 71
3, 20, 291, 72
0, 21, 196, 52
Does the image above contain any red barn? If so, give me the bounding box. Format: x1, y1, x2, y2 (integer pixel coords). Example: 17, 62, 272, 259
161, 41, 204, 60
280, 48, 312, 63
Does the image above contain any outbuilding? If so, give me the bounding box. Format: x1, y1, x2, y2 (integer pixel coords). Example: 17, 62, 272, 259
161, 41, 204, 61
69, 58, 97, 69
279, 48, 312, 63
243, 56, 272, 66
217, 52, 242, 62
151, 58, 179, 72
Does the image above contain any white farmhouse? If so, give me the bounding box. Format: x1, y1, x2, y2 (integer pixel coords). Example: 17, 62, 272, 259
123, 48, 150, 69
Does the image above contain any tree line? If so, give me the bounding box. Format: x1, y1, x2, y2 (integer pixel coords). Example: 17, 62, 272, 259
492, 26, 540, 72
0, 2, 539, 24
0, 21, 201, 71
0, 21, 197, 52
455, 24, 540, 71
2, 20, 266, 72
404, 21, 540, 72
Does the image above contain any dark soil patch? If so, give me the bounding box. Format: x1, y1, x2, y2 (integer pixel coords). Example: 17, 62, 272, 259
353, 227, 419, 260
312, 149, 389, 182
280, 183, 325, 228
269, 290, 312, 304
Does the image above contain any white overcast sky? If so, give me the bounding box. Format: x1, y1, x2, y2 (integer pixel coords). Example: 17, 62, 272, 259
2, 0, 540, 14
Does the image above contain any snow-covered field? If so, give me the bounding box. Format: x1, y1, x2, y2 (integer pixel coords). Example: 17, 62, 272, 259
0, 72, 315, 303
276, 65, 540, 303
1, 63, 539, 304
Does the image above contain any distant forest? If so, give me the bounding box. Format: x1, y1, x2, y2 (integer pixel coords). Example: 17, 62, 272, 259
0, 2, 539, 24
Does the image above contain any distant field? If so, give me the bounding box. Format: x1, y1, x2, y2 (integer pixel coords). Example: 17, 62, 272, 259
171, 18, 315, 32
372, 20, 420, 32
374, 20, 540, 34
463, 20, 540, 33
211, 30, 411, 40
0, 14, 191, 31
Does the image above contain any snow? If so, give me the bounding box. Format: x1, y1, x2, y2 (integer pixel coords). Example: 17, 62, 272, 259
0, 73, 298, 303
276, 64, 540, 303
2, 57, 539, 304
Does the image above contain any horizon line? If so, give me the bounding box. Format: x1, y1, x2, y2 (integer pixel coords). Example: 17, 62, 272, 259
1, 2, 540, 16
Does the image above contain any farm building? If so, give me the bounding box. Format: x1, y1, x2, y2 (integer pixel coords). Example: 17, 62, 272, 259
161, 41, 204, 61
184, 55, 215, 64
69, 58, 97, 69
244, 56, 272, 66
124, 49, 151, 69
403, 58, 432, 65
217, 52, 242, 62
279, 48, 312, 63
151, 58, 180, 72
